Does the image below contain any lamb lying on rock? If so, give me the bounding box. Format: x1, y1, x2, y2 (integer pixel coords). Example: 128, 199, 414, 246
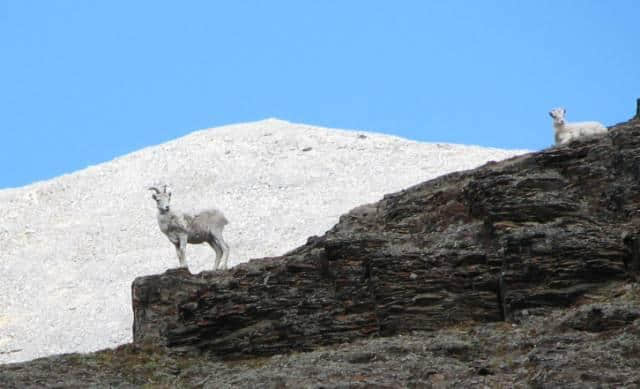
549, 107, 607, 145
148, 184, 230, 270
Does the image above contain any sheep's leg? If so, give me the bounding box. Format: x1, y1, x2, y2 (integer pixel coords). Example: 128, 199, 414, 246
209, 234, 230, 270
218, 236, 230, 270
175, 235, 188, 268
208, 240, 223, 270
173, 244, 185, 268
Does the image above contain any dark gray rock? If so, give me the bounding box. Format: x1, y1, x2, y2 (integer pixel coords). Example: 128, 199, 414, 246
132, 109, 640, 360
560, 303, 640, 332
4, 103, 640, 388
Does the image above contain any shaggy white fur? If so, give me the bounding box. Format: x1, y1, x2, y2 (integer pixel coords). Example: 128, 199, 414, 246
149, 184, 229, 270
549, 107, 607, 145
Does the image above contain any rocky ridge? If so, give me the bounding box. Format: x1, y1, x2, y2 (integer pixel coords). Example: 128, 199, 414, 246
2, 105, 640, 387
131, 108, 640, 362
0, 119, 525, 363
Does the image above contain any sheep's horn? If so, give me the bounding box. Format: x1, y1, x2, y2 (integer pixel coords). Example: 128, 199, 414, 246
163, 185, 169, 193
148, 186, 161, 194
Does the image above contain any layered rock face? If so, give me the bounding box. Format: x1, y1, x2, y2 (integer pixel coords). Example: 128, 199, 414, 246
132, 113, 640, 359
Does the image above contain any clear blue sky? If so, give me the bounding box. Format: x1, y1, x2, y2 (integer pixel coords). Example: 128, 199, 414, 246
1, 1, 639, 189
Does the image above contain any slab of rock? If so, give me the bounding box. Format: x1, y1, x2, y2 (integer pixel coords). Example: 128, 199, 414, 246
560, 303, 640, 332
132, 114, 640, 359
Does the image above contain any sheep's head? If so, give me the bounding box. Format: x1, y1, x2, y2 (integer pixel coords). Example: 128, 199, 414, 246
148, 185, 171, 213
549, 107, 566, 125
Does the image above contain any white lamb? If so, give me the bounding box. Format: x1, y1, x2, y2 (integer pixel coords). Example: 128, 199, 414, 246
148, 184, 230, 270
549, 107, 607, 145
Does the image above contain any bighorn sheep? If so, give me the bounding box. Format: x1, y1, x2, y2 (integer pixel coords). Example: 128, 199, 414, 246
148, 185, 230, 270
549, 107, 607, 145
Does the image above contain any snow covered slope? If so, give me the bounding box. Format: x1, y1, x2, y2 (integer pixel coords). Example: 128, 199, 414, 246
0, 119, 528, 363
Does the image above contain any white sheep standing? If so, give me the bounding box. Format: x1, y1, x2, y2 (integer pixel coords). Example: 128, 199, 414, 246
549, 107, 607, 145
148, 184, 230, 270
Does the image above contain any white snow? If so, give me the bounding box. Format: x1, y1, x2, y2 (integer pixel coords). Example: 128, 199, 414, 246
0, 118, 529, 363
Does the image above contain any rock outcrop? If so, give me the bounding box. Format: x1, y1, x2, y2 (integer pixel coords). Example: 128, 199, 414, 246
132, 107, 640, 359
3, 104, 640, 388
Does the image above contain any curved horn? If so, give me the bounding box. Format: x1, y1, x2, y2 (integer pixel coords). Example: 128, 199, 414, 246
148, 186, 161, 194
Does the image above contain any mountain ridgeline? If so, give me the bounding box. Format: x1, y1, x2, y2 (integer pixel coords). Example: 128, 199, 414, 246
2, 103, 640, 387
132, 102, 640, 359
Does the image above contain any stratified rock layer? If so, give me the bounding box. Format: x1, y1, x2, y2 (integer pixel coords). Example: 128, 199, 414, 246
132, 116, 640, 359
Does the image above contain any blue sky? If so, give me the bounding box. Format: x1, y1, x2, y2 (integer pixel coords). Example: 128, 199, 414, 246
1, 1, 639, 189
